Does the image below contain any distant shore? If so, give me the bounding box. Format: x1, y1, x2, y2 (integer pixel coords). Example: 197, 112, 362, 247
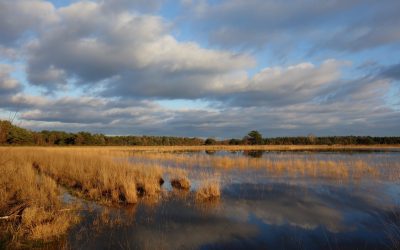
2, 144, 400, 151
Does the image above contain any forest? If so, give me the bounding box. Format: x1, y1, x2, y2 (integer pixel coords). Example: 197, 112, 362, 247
1, 120, 399, 146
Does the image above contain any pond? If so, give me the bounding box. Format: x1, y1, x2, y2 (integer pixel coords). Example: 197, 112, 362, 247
66, 150, 400, 250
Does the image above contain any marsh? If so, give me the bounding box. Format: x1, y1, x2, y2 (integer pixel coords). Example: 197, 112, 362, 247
2, 147, 398, 249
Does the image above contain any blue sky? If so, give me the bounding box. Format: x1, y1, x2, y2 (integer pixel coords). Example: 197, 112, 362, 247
0, 0, 399, 138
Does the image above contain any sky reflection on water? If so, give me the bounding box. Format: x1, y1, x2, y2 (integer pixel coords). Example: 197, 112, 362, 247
67, 151, 400, 249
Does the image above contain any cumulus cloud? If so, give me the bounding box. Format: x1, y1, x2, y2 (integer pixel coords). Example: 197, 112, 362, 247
0, 0, 398, 136
25, 0, 254, 94
219, 59, 348, 107
0, 0, 57, 46
13, 80, 400, 137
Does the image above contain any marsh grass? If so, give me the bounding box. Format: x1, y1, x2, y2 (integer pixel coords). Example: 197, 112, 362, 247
0, 156, 78, 248
195, 181, 221, 201
1, 146, 398, 247
171, 177, 191, 190
117, 145, 400, 152
27, 148, 164, 204
0, 147, 169, 247
131, 151, 391, 180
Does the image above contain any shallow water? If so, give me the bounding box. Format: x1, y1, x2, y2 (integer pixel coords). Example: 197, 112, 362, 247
66, 150, 400, 249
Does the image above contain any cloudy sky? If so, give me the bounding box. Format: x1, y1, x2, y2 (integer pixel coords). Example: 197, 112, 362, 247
0, 0, 399, 138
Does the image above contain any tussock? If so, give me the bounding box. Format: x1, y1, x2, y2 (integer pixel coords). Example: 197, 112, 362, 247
196, 182, 221, 201
171, 177, 191, 190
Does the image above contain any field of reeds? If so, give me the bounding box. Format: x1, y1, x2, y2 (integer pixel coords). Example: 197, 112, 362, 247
0, 147, 220, 247
131, 150, 400, 181
0, 151, 78, 248
115, 144, 400, 152
1, 145, 399, 248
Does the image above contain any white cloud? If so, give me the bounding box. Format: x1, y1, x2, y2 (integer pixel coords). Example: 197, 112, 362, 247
0, 0, 398, 136
23, 0, 254, 96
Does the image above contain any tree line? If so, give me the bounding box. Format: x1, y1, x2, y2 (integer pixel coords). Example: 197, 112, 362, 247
0, 120, 203, 146
0, 121, 399, 146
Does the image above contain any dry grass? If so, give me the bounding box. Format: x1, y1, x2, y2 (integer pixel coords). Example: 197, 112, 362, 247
113, 145, 400, 152
0, 147, 169, 247
196, 182, 221, 201
130, 151, 393, 180
171, 177, 191, 190
166, 168, 191, 190
25, 148, 164, 204
0, 156, 78, 248
0, 145, 398, 246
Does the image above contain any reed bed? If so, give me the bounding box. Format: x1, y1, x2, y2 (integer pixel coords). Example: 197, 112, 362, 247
130, 151, 397, 180
24, 148, 163, 204
0, 155, 78, 248
0, 147, 170, 246
116, 145, 400, 152
196, 181, 221, 201
1, 145, 398, 246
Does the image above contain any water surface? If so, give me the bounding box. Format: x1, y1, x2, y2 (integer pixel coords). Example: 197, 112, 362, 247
66, 150, 400, 249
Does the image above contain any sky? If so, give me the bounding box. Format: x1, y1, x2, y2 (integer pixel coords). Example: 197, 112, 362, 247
0, 0, 399, 138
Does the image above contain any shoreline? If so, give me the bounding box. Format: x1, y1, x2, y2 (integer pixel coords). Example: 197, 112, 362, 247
1, 144, 400, 151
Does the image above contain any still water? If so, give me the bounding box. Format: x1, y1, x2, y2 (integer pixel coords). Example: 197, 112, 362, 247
66, 150, 400, 250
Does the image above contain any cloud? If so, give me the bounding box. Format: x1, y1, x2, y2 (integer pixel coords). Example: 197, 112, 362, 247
0, 64, 22, 94
380, 63, 400, 80
0, 0, 398, 137
25, 0, 254, 94
0, 0, 57, 46
97, 0, 164, 13
220, 59, 348, 107
13, 83, 400, 137
181, 0, 400, 52
318, 3, 400, 52
13, 95, 167, 126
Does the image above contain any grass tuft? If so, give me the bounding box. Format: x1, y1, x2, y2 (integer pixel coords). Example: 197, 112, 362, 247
171, 177, 191, 190
196, 181, 221, 201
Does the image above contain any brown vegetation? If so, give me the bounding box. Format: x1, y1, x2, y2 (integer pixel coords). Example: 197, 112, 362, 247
171, 177, 191, 190
0, 147, 167, 247
0, 155, 78, 248
196, 182, 221, 201
121, 145, 400, 152
1, 145, 398, 247
131, 151, 396, 180
26, 148, 164, 204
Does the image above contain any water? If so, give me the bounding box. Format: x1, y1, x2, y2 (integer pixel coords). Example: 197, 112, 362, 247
66, 150, 400, 249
